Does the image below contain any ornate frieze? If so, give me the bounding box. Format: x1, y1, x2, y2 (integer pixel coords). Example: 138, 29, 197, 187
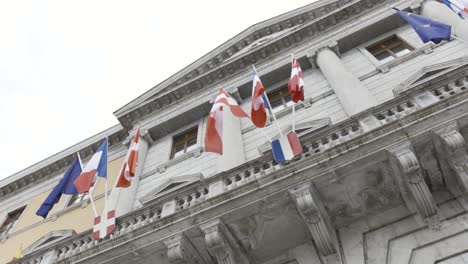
388, 143, 439, 229
289, 183, 339, 259
200, 219, 250, 264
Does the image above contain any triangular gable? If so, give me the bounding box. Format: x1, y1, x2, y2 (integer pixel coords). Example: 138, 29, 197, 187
139, 173, 203, 204
24, 230, 75, 255
394, 56, 468, 96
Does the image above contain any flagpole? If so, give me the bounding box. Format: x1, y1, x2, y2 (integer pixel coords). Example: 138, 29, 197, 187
451, 34, 468, 45
260, 129, 273, 142
253, 65, 284, 138
104, 137, 109, 218
291, 54, 296, 133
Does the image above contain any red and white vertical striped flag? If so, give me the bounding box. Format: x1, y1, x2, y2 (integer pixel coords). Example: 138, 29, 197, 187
116, 127, 140, 188
288, 56, 305, 103
205, 89, 249, 154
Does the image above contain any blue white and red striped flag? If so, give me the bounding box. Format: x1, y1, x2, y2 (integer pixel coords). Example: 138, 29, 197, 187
74, 138, 108, 193
251, 66, 269, 128
443, 0, 468, 19
271, 132, 302, 163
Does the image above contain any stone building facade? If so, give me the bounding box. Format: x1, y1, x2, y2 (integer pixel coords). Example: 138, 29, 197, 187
2, 0, 468, 263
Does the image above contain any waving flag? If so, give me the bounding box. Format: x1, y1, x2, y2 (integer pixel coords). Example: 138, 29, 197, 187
251, 67, 269, 128
393, 8, 451, 44
74, 138, 108, 193
271, 132, 302, 163
443, 0, 468, 19
288, 56, 305, 103
116, 128, 140, 188
205, 89, 249, 154
36, 156, 82, 219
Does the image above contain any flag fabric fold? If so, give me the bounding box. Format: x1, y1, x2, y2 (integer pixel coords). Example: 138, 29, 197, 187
205, 89, 249, 154
116, 128, 140, 188
443, 0, 468, 19
288, 57, 305, 103
271, 132, 303, 163
36, 157, 82, 219
74, 138, 108, 193
251, 67, 268, 128
393, 8, 451, 44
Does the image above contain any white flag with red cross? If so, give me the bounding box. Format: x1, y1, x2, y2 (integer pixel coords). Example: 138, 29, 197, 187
93, 209, 116, 240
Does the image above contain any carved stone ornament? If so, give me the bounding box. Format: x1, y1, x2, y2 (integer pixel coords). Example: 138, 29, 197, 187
200, 219, 249, 264
289, 183, 337, 257
388, 143, 439, 229
434, 124, 468, 193
163, 234, 206, 264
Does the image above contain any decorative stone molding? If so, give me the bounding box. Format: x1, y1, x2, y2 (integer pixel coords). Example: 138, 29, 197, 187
289, 183, 338, 258
156, 146, 203, 174
164, 234, 207, 264
434, 123, 468, 194
388, 143, 439, 230
200, 219, 250, 264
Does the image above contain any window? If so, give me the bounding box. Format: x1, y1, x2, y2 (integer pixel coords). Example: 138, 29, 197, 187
268, 86, 293, 113
67, 193, 89, 206
366, 36, 413, 64
0, 206, 26, 237
170, 127, 198, 159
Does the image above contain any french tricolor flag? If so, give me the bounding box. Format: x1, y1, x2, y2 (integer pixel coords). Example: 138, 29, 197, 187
74, 138, 108, 193
271, 132, 303, 163
443, 0, 468, 19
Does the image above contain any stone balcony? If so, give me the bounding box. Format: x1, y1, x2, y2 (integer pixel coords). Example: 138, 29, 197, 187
12, 63, 468, 264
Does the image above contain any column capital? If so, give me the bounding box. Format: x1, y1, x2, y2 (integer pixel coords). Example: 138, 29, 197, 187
289, 183, 339, 259
123, 127, 153, 146
306, 41, 340, 68
200, 219, 250, 264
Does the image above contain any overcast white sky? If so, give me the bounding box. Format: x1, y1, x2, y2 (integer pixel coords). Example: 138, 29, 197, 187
0, 0, 314, 179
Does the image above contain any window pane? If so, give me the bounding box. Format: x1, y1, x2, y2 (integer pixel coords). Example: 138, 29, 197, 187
374, 51, 394, 62
171, 126, 199, 159
366, 36, 413, 63
391, 45, 411, 57
0, 207, 25, 237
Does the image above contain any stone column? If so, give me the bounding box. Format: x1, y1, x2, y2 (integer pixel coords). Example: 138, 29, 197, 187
311, 45, 378, 117
422, 0, 468, 42
217, 88, 246, 172
108, 128, 152, 217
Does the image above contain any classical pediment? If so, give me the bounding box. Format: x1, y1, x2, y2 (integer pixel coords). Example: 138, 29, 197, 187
139, 173, 203, 204
393, 56, 468, 96
113, 0, 387, 129
24, 230, 75, 255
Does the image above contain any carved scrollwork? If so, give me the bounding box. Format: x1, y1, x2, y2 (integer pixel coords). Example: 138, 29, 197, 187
435, 125, 468, 193
289, 183, 337, 257
200, 219, 249, 264
388, 143, 439, 227
164, 234, 205, 264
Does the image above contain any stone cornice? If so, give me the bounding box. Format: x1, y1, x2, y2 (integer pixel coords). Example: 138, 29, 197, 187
0, 125, 129, 200
14, 59, 468, 264
114, 0, 391, 129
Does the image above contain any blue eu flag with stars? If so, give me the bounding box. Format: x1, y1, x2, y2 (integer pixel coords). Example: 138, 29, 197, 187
393, 8, 451, 44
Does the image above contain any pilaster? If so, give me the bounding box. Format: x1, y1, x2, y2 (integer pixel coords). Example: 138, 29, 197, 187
289, 183, 341, 263
200, 219, 250, 264
388, 142, 440, 230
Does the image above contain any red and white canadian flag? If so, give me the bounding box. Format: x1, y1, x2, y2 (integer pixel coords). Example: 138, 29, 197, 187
93, 209, 115, 240
205, 89, 249, 154
288, 56, 305, 103
116, 127, 140, 188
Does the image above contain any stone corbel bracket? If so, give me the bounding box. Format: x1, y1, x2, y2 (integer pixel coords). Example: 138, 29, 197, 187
388, 142, 440, 230
123, 127, 154, 146
163, 234, 208, 264
433, 123, 468, 194
200, 219, 250, 264
306, 41, 341, 69
289, 183, 340, 260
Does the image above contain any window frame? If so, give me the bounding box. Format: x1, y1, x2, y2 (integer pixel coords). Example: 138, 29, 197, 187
67, 192, 90, 207
0, 205, 27, 238
267, 85, 294, 113
366, 35, 414, 63
169, 126, 199, 160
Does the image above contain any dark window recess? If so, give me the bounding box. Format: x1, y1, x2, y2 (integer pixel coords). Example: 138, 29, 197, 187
366, 36, 414, 63
68, 192, 89, 206
268, 87, 293, 113
170, 127, 198, 159
0, 206, 26, 237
